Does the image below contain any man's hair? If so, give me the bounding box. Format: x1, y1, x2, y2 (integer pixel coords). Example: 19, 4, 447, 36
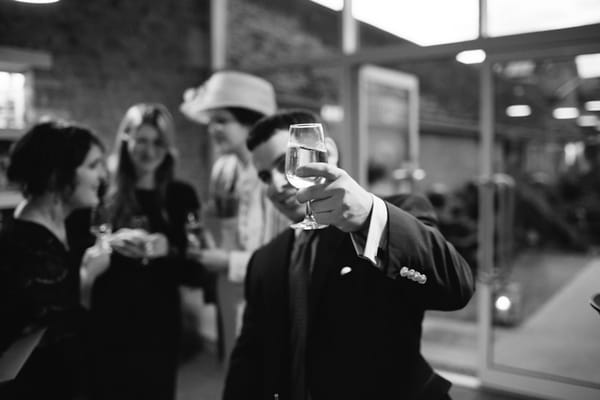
247, 108, 321, 151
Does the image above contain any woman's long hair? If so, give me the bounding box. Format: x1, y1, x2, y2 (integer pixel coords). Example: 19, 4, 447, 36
108, 103, 177, 229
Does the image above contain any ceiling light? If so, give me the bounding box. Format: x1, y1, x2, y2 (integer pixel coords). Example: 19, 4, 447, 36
553, 107, 579, 119
310, 0, 343, 10
320, 104, 344, 123
585, 100, 600, 112
506, 104, 531, 117
503, 60, 535, 78
577, 115, 598, 127
312, 0, 479, 46
12, 0, 59, 3
575, 54, 600, 79
456, 49, 486, 64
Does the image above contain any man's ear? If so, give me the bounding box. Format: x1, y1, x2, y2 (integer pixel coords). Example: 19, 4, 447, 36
324, 137, 339, 167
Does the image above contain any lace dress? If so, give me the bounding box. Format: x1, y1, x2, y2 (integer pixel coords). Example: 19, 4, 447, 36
0, 219, 87, 399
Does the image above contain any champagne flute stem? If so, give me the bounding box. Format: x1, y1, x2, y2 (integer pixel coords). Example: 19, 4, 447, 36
305, 202, 316, 223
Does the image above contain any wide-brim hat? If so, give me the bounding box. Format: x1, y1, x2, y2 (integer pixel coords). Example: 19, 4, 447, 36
180, 70, 277, 124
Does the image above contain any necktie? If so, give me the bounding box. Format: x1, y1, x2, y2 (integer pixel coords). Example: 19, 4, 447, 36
289, 230, 316, 400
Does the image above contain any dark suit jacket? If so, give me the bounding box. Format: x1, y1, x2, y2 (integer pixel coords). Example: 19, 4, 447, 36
223, 194, 475, 400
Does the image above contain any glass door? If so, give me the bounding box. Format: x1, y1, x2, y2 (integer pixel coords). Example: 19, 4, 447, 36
356, 58, 481, 376
358, 64, 420, 196
478, 49, 600, 399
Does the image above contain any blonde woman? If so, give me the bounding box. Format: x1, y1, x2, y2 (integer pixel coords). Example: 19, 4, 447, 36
89, 103, 208, 400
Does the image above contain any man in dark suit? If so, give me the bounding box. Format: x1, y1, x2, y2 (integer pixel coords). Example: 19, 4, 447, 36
223, 109, 475, 400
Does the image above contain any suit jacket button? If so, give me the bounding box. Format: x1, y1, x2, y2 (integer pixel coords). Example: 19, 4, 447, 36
340, 266, 352, 276
407, 269, 416, 279
418, 274, 427, 284
400, 266, 409, 277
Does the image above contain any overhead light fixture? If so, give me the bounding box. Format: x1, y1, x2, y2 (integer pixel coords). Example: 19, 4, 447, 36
506, 104, 531, 117
553, 107, 579, 120
312, 0, 479, 46
503, 60, 535, 78
575, 53, 600, 79
493, 282, 522, 326
578, 115, 598, 127
310, 0, 343, 10
456, 49, 486, 64
12, 0, 60, 3
585, 100, 600, 112
320, 104, 344, 123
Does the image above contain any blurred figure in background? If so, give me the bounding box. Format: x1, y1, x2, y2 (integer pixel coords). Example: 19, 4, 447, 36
0, 121, 111, 399
180, 71, 289, 364
88, 103, 208, 400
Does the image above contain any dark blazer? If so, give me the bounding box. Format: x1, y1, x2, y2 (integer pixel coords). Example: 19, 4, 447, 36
223, 194, 475, 400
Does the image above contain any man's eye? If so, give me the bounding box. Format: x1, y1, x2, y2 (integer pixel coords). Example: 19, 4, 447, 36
258, 172, 271, 184
275, 161, 285, 173
274, 156, 286, 173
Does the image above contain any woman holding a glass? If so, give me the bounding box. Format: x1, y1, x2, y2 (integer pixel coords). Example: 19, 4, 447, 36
87, 103, 208, 400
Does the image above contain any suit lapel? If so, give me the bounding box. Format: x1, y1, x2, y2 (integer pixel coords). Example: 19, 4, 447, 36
308, 226, 345, 317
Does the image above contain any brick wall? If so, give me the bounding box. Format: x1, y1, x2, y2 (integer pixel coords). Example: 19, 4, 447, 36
0, 0, 212, 199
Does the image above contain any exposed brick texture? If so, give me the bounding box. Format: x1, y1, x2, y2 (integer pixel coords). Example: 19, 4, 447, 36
0, 0, 212, 199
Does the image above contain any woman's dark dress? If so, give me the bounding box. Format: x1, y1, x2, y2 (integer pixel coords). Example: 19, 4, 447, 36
0, 219, 88, 399
88, 181, 208, 400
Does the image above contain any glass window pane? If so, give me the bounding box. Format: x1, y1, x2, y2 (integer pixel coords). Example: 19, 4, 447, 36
0, 71, 26, 130
489, 52, 600, 387
487, 0, 600, 37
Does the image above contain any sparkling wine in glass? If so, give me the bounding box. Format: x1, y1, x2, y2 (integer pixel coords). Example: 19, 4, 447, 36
285, 123, 328, 230
90, 207, 112, 250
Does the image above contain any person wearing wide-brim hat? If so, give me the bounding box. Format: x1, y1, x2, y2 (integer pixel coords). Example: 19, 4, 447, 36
180, 70, 290, 364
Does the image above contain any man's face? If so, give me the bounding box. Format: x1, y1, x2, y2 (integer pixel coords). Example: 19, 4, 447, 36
205, 109, 249, 155
252, 129, 305, 222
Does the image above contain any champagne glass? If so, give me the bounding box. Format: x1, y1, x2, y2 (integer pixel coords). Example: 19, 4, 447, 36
185, 212, 203, 248
285, 123, 328, 230
90, 206, 112, 249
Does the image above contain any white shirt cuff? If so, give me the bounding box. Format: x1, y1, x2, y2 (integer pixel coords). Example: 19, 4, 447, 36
350, 194, 388, 266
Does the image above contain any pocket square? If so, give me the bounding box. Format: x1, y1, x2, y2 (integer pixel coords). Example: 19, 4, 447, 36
340, 266, 352, 276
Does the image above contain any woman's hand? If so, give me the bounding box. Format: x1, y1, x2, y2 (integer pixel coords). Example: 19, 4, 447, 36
109, 229, 169, 261
144, 233, 169, 258
81, 242, 112, 281
80, 242, 112, 308
109, 228, 149, 259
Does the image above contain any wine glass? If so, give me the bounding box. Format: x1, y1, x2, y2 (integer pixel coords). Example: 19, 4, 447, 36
285, 123, 328, 230
90, 206, 112, 250
185, 212, 203, 248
